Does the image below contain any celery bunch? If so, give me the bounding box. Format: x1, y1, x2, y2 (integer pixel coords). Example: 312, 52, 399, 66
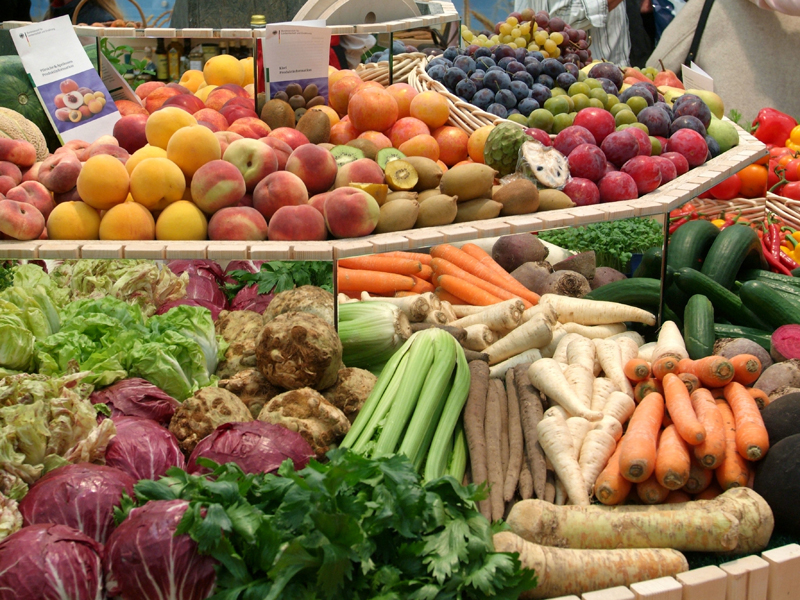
338, 301, 412, 374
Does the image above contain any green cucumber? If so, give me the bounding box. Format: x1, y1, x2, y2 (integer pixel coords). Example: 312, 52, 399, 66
684, 295, 715, 359
700, 225, 765, 289
668, 219, 720, 271
738, 269, 800, 288
793, 267, 800, 277
584, 278, 661, 304
739, 280, 800, 329
633, 247, 662, 279
713, 324, 772, 350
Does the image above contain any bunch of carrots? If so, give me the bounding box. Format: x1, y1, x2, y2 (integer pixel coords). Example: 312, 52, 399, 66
337, 243, 539, 308
596, 347, 769, 506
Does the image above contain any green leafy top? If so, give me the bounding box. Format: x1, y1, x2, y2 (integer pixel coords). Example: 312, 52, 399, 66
0, 262, 14, 293
118, 450, 536, 600
225, 261, 334, 299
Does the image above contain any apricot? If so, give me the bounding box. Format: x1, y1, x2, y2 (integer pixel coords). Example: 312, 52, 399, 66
155, 200, 208, 240
99, 198, 155, 240
129, 157, 186, 210
166, 125, 221, 177
126, 145, 168, 175
386, 83, 418, 119
358, 131, 392, 150
468, 125, 495, 164
329, 76, 362, 116
76, 155, 130, 210
203, 54, 245, 87
178, 69, 205, 93
46, 201, 100, 240
194, 85, 218, 103
329, 119, 360, 145
145, 107, 197, 150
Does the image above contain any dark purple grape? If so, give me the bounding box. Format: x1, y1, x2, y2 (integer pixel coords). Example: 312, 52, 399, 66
549, 17, 566, 31
564, 54, 580, 66
455, 78, 477, 101
428, 57, 452, 69
512, 71, 534, 87
577, 29, 587, 40
486, 103, 509, 118
471, 88, 495, 110
577, 39, 588, 50
568, 29, 580, 42
577, 49, 589, 62
506, 60, 526, 74
535, 11, 550, 27
509, 80, 531, 103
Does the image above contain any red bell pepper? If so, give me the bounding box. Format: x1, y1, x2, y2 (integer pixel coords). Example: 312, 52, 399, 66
752, 108, 798, 147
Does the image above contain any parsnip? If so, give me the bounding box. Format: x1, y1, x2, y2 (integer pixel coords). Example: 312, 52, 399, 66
651, 320, 689, 364
489, 348, 542, 379
360, 292, 430, 322
566, 337, 595, 373
591, 377, 618, 412
552, 333, 583, 364
537, 415, 589, 506
602, 391, 636, 425
593, 414, 623, 442
450, 298, 525, 331
462, 324, 496, 351
420, 292, 441, 311
617, 336, 640, 367
561, 322, 627, 339
439, 301, 457, 324
638, 341, 657, 362
338, 293, 357, 304
564, 364, 593, 409
609, 331, 646, 347
540, 323, 567, 358
529, 359, 603, 421
579, 429, 617, 495
540, 294, 657, 326
566, 416, 592, 458
595, 338, 635, 398
484, 310, 556, 365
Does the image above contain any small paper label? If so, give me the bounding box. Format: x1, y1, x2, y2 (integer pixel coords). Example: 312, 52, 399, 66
681, 61, 714, 92
260, 21, 331, 102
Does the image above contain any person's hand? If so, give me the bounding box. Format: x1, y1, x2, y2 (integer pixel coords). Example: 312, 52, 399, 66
608, 0, 624, 10
640, 0, 653, 12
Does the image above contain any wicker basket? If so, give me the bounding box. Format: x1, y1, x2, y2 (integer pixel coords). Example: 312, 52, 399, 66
691, 197, 767, 225
355, 53, 429, 86
766, 191, 800, 230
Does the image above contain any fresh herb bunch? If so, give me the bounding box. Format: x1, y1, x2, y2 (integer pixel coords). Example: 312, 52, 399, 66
0, 261, 15, 292
117, 450, 537, 600
538, 217, 663, 272
225, 261, 334, 299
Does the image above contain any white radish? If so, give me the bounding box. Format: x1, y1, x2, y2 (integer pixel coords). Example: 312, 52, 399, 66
484, 310, 556, 365
463, 324, 497, 351
591, 377, 618, 412
651, 320, 689, 364
528, 359, 603, 421
566, 417, 592, 457
567, 337, 596, 373
561, 322, 627, 339
638, 342, 657, 362
603, 391, 637, 425
537, 415, 590, 506
593, 415, 623, 442
360, 292, 430, 322
564, 364, 593, 409
489, 348, 542, 379
617, 337, 640, 367
609, 331, 646, 347
545, 405, 572, 420
451, 298, 525, 331
539, 294, 657, 326
595, 338, 634, 398
552, 333, 583, 364
541, 324, 567, 358
579, 429, 617, 496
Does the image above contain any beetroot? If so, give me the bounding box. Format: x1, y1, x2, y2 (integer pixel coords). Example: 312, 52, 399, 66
771, 325, 800, 362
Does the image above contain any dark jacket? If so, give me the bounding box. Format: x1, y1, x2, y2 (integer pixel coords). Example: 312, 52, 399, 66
50, 0, 118, 24
0, 0, 32, 21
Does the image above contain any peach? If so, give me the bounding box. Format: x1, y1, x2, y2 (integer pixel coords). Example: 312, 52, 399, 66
324, 187, 379, 238
99, 198, 155, 240
334, 158, 385, 188
329, 69, 357, 87
145, 107, 198, 150
113, 114, 148, 154
468, 125, 494, 164
46, 201, 100, 240
178, 70, 205, 93
432, 126, 469, 166
259, 137, 292, 171
54, 94, 67, 109
227, 121, 260, 139
329, 76, 362, 116
166, 125, 221, 177
195, 108, 229, 133
155, 200, 208, 240
6, 181, 56, 220
76, 154, 130, 210
166, 82, 192, 95
229, 117, 270, 138
21, 162, 42, 183
358, 131, 392, 150
0, 199, 45, 240
308, 191, 333, 215
0, 176, 16, 196
223, 138, 278, 192
389, 117, 431, 149
85, 144, 130, 164
191, 159, 246, 213
79, 106, 92, 119
136, 81, 166, 100
236, 193, 253, 207
126, 145, 167, 175
194, 85, 218, 104
63, 139, 91, 161
215, 131, 244, 156
386, 83, 418, 119
38, 153, 82, 194
252, 171, 308, 221
329, 120, 359, 146
60, 79, 78, 94
208, 206, 268, 241
53, 187, 82, 204
220, 104, 258, 126
268, 127, 309, 150
115, 99, 149, 117
0, 162, 23, 185
129, 157, 186, 210
285, 145, 338, 196
55, 108, 71, 122
161, 93, 206, 115
308, 105, 340, 127
221, 97, 256, 111
145, 87, 182, 113
244, 84, 255, 98
348, 88, 398, 133
0, 138, 36, 168
409, 91, 450, 130
204, 88, 238, 112
196, 119, 221, 133
398, 134, 440, 162
94, 135, 119, 147
268, 204, 326, 241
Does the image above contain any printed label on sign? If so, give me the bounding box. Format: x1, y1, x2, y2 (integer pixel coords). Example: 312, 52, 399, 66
260, 21, 331, 102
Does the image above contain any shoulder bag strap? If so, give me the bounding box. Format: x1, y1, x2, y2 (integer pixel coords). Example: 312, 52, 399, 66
684, 0, 716, 66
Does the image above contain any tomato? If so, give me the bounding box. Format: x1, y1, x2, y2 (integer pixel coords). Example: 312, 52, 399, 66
709, 174, 742, 200
784, 158, 800, 181
780, 181, 800, 200
738, 164, 768, 198
770, 146, 795, 160
768, 159, 783, 190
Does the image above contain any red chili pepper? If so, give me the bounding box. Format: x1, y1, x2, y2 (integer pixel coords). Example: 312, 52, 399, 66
762, 236, 793, 275
779, 251, 800, 270
770, 222, 782, 258
752, 108, 798, 147
669, 216, 690, 234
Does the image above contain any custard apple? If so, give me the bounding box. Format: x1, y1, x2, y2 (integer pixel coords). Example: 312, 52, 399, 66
483, 123, 531, 177
517, 140, 570, 189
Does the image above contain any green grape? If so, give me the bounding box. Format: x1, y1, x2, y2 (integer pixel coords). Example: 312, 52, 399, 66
549, 32, 564, 45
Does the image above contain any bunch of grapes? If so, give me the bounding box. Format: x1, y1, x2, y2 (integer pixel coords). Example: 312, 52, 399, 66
461, 9, 592, 68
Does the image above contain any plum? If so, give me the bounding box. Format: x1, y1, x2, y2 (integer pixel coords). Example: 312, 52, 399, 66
536, 74, 555, 89
509, 81, 530, 103
554, 125, 596, 156
517, 98, 540, 117
506, 61, 526, 74
476, 57, 496, 71
568, 143, 607, 181
598, 171, 638, 202
453, 55, 476, 75
427, 64, 446, 82
597, 77, 619, 96
529, 83, 552, 106
471, 88, 495, 110
498, 57, 516, 70
601, 130, 640, 168
469, 71, 485, 90
670, 115, 707, 137
673, 94, 712, 129
587, 62, 623, 90
487, 103, 509, 118
483, 70, 512, 92
621, 155, 662, 195
706, 135, 721, 158
443, 67, 467, 90
443, 47, 459, 61
652, 155, 678, 184
665, 129, 708, 168
556, 73, 577, 89
541, 58, 566, 79
637, 105, 671, 138
455, 78, 477, 101
474, 47, 492, 59
563, 177, 600, 205
513, 71, 534, 87
495, 89, 518, 110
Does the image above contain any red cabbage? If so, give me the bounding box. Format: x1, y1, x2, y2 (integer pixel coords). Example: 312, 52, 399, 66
224, 260, 266, 275
156, 298, 226, 320
229, 283, 274, 313
165, 260, 230, 316
168, 260, 230, 284
188, 421, 313, 475
105, 416, 186, 481
104, 500, 217, 600
90, 377, 180, 426
19, 463, 136, 544
0, 524, 104, 600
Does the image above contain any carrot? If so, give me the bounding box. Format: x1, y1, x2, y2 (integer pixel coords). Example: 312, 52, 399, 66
338, 267, 415, 295
618, 392, 664, 483
690, 388, 726, 469
730, 354, 762, 386
435, 287, 467, 305
694, 482, 723, 500
623, 358, 651, 382
723, 382, 770, 461
431, 257, 533, 308
634, 378, 662, 403
418, 263, 434, 281
437, 274, 503, 306
409, 275, 435, 294
652, 356, 680, 380
338, 256, 423, 275
666, 490, 692, 504
747, 387, 770, 410
714, 399, 751, 490
430, 244, 541, 305
679, 356, 735, 388
709, 387, 725, 400
461, 242, 511, 278
431, 272, 439, 287
375, 250, 432, 265
682, 457, 713, 494
637, 473, 671, 504
655, 425, 691, 490
678, 373, 701, 394
662, 373, 706, 445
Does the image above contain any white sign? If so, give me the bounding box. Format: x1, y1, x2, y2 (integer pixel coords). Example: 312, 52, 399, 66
100, 53, 142, 105
260, 22, 331, 101
12, 16, 120, 143
681, 62, 714, 93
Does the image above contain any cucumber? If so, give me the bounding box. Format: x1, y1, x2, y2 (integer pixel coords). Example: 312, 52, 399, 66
684, 295, 715, 359
668, 219, 720, 271
793, 267, 800, 277
584, 278, 661, 304
738, 269, 800, 288
633, 246, 662, 279
700, 225, 765, 289
673, 267, 771, 329
713, 324, 772, 351
739, 280, 800, 329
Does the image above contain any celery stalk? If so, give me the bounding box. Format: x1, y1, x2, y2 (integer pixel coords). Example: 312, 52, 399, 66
338, 302, 411, 370
413, 373, 455, 473
446, 421, 468, 483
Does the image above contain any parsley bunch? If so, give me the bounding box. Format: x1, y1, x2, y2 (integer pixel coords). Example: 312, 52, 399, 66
0, 261, 16, 293
224, 261, 334, 299
118, 450, 536, 600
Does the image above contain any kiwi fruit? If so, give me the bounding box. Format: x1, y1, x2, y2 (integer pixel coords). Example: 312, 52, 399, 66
296, 110, 331, 144
289, 95, 306, 110
349, 183, 388, 205
417, 188, 441, 203
439, 163, 497, 201
415, 194, 459, 228
285, 82, 303, 98
455, 198, 503, 223
302, 84, 319, 102
376, 147, 406, 169
538, 189, 576, 211
256, 92, 267, 116
375, 199, 420, 233
347, 138, 380, 161
294, 108, 307, 121
306, 96, 326, 108
273, 90, 289, 102
493, 179, 540, 216
261, 98, 295, 130
384, 160, 419, 192
402, 156, 443, 191
331, 145, 365, 167
386, 191, 418, 202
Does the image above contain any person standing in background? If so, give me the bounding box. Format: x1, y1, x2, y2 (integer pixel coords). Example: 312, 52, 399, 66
1, 0, 32, 21
513, 0, 631, 66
